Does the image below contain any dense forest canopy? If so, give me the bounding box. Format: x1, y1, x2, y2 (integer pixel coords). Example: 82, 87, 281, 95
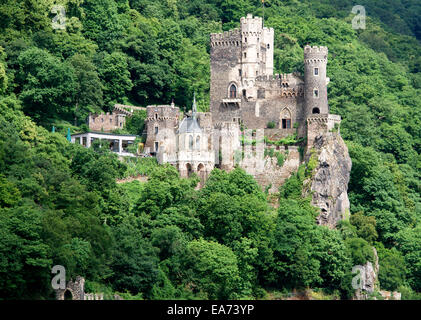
0, 0, 419, 299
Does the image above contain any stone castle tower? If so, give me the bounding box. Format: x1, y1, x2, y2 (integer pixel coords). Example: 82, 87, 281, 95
304, 45, 329, 117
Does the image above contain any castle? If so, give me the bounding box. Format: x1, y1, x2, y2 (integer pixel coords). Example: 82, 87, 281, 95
142, 14, 342, 188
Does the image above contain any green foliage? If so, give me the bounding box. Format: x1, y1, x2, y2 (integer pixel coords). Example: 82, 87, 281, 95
349, 211, 378, 244
344, 238, 375, 266
376, 243, 406, 291
264, 134, 302, 146
182, 239, 241, 299
110, 216, 160, 296
123, 157, 158, 177
125, 110, 147, 135
266, 121, 275, 129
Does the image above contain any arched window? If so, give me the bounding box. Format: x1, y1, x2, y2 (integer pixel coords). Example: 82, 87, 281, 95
189, 135, 193, 150
312, 107, 320, 114
229, 84, 237, 98
281, 108, 292, 129
196, 136, 200, 150
186, 163, 193, 177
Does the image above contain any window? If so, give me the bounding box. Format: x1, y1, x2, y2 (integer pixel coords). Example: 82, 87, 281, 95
314, 68, 319, 76
282, 119, 292, 129
243, 89, 247, 98
245, 37, 247, 43
189, 135, 193, 150
244, 52, 247, 58
154, 141, 159, 152
196, 136, 200, 150
267, 44, 270, 49
314, 89, 319, 98
110, 118, 112, 123
155, 113, 158, 120
120, 122, 122, 127
256, 71, 258, 76
239, 69, 242, 76
257, 53, 259, 58
75, 137, 80, 144
281, 108, 292, 129
155, 126, 159, 134
229, 84, 237, 98
312, 107, 320, 114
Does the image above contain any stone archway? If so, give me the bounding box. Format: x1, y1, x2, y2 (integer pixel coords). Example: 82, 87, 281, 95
197, 163, 206, 185
64, 289, 73, 300
186, 163, 193, 177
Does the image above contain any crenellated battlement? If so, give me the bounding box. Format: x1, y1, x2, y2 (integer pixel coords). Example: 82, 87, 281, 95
304, 45, 328, 54
210, 29, 241, 47
146, 104, 179, 122
240, 14, 263, 27
304, 45, 328, 63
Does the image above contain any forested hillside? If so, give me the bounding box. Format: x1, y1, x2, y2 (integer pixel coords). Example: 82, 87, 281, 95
0, 0, 419, 299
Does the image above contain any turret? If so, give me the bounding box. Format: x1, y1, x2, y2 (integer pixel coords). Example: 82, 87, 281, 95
304, 45, 329, 117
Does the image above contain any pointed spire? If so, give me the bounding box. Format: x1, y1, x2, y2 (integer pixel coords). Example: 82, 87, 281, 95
192, 92, 197, 119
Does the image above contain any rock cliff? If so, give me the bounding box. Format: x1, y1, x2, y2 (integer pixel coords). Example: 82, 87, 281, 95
306, 132, 352, 228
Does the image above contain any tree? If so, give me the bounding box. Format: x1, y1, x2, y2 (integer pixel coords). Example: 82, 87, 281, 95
376, 243, 406, 291
182, 239, 241, 299
68, 54, 103, 125
350, 211, 378, 243
16, 47, 77, 124
110, 216, 160, 296
95, 51, 133, 108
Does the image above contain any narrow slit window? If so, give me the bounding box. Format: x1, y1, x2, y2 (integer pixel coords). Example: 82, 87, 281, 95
229, 84, 237, 98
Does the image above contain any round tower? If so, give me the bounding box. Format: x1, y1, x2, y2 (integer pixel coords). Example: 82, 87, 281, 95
304, 45, 329, 117
240, 14, 263, 81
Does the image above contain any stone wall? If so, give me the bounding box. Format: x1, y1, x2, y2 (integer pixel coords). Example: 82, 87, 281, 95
55, 276, 85, 300
144, 104, 180, 152
88, 112, 127, 132
240, 146, 300, 193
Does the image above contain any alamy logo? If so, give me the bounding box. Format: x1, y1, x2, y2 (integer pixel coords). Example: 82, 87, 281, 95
351, 5, 366, 30
51, 5, 66, 30
51, 265, 66, 290
351, 265, 365, 290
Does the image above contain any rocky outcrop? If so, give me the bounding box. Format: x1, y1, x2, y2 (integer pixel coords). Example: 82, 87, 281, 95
306, 132, 352, 228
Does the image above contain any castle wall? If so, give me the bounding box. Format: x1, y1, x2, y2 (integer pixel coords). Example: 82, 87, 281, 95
210, 29, 242, 123
88, 112, 126, 132
144, 105, 180, 153
239, 145, 301, 193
